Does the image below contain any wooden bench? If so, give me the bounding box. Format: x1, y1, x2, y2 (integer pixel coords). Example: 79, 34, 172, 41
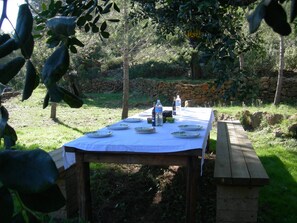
49, 147, 78, 218
214, 121, 269, 223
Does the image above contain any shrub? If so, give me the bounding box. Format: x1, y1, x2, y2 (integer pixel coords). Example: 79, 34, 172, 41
129, 61, 188, 79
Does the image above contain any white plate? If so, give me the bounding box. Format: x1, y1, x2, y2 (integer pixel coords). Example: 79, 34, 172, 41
171, 131, 200, 139
85, 130, 112, 138
123, 118, 142, 123
135, 127, 156, 134
178, 124, 203, 131
107, 123, 129, 130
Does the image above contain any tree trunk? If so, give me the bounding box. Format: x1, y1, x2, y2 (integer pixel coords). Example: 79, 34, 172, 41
50, 103, 57, 119
121, 0, 129, 119
190, 51, 203, 79
274, 35, 284, 105
239, 54, 244, 70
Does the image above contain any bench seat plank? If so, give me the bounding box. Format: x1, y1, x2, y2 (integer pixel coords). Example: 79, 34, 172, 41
215, 121, 269, 186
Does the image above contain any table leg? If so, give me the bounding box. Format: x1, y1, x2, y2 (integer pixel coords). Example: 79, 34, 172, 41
186, 156, 200, 223
76, 152, 92, 222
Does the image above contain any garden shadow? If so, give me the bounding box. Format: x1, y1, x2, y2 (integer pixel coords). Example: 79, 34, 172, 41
89, 157, 216, 223
257, 152, 297, 223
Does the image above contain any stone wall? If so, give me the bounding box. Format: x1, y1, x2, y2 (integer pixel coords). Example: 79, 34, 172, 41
80, 76, 297, 105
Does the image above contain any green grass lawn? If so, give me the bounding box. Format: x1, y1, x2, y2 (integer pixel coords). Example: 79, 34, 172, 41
2, 87, 297, 222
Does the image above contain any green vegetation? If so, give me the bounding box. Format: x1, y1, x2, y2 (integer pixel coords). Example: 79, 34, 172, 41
2, 89, 296, 222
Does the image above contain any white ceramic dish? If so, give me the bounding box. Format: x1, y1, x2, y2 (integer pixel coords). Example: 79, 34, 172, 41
135, 126, 156, 134
178, 124, 203, 131
107, 123, 129, 130
85, 130, 112, 138
171, 131, 200, 139
124, 118, 142, 123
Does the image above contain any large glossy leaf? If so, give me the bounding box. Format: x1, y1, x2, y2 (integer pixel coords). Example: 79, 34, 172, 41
264, 1, 291, 36
46, 16, 76, 36
0, 38, 18, 58
0, 34, 10, 45
42, 45, 69, 87
247, 1, 266, 34
0, 57, 26, 85
43, 91, 50, 109
19, 184, 65, 213
3, 124, 18, 149
59, 86, 83, 108
0, 105, 9, 137
20, 34, 34, 59
0, 186, 13, 223
14, 4, 33, 47
0, 149, 59, 193
22, 60, 39, 101
290, 0, 297, 22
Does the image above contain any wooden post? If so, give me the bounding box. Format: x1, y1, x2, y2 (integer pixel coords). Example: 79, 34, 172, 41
76, 153, 92, 222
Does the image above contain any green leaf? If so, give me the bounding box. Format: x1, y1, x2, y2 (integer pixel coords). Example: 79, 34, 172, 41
46, 36, 60, 48
22, 60, 39, 101
46, 16, 76, 37
102, 3, 112, 14
3, 124, 17, 149
92, 24, 99, 33
0, 57, 26, 85
84, 23, 90, 32
290, 0, 297, 22
59, 87, 83, 108
108, 19, 120, 23
77, 16, 86, 27
42, 45, 69, 87
100, 21, 107, 31
101, 31, 110, 38
14, 4, 33, 47
0, 186, 13, 223
21, 34, 34, 59
0, 106, 9, 138
19, 184, 65, 213
0, 34, 10, 45
93, 15, 100, 24
41, 3, 47, 11
247, 2, 266, 34
0, 149, 59, 193
114, 3, 120, 12
69, 37, 84, 47
85, 14, 93, 21
43, 91, 50, 109
264, 1, 291, 36
0, 38, 18, 59
70, 45, 77, 53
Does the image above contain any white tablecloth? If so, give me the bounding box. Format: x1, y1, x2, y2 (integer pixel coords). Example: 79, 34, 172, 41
63, 107, 214, 169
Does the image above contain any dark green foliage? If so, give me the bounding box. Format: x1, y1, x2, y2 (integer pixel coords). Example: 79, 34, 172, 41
42, 45, 69, 88
3, 124, 17, 149
14, 4, 33, 47
0, 186, 13, 223
0, 57, 26, 85
22, 60, 39, 101
0, 106, 8, 137
19, 184, 65, 213
0, 38, 18, 58
0, 149, 58, 193
21, 34, 34, 59
130, 61, 187, 79
46, 16, 76, 36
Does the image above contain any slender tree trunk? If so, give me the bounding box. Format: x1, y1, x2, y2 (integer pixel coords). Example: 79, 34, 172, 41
274, 35, 284, 105
239, 54, 244, 70
121, 0, 129, 119
190, 51, 203, 79
50, 103, 57, 119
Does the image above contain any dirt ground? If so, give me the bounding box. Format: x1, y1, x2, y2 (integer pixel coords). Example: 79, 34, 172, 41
90, 153, 216, 223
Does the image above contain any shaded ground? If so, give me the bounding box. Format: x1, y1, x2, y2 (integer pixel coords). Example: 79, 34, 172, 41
90, 153, 216, 223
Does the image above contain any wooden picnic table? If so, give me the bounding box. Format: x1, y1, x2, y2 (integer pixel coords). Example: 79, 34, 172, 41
64, 107, 214, 223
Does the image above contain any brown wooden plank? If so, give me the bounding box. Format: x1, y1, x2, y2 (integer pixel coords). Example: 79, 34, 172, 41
227, 122, 251, 185
214, 122, 233, 184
